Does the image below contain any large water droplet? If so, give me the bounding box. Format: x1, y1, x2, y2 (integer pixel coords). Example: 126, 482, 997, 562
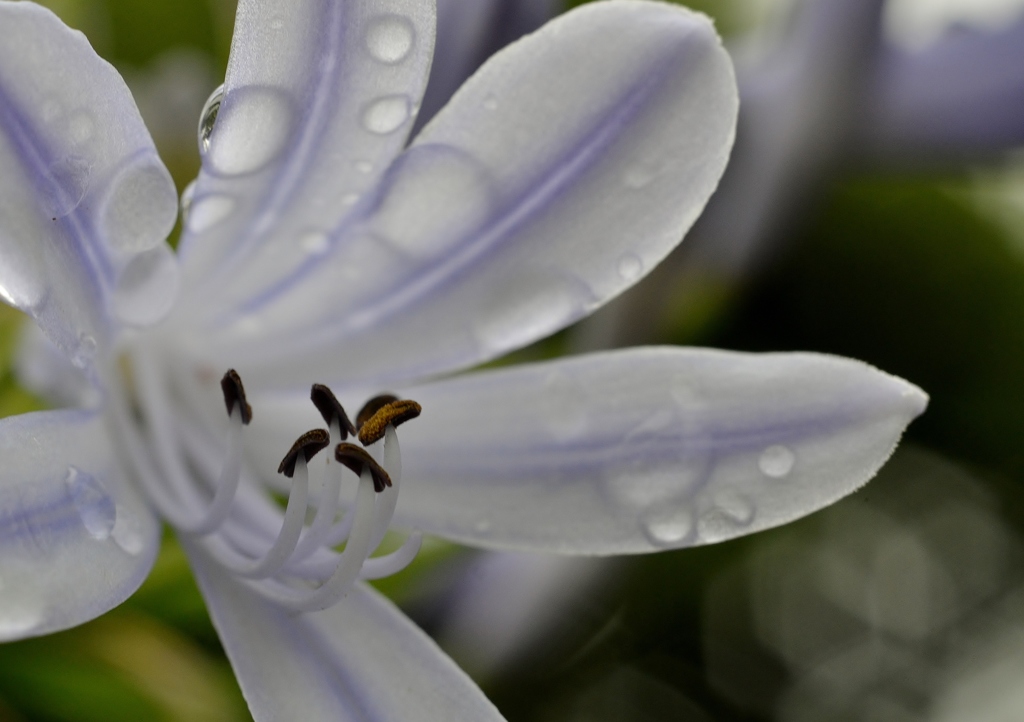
100, 159, 178, 253
759, 444, 795, 479
365, 14, 414, 64
699, 491, 756, 543
197, 84, 223, 155
642, 507, 693, 547
111, 505, 145, 555
187, 194, 235, 233
362, 95, 410, 135
66, 466, 116, 540
207, 87, 293, 175
542, 370, 589, 441
624, 164, 656, 189
111, 246, 180, 327
617, 253, 643, 282
42, 154, 91, 217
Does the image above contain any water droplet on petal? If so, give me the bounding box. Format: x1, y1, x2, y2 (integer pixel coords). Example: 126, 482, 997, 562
474, 518, 492, 534
100, 159, 178, 253
759, 444, 795, 478
187, 194, 235, 233
206, 87, 293, 175
699, 491, 756, 543
269, 15, 284, 30
617, 253, 643, 282
365, 14, 414, 64
341, 193, 360, 207
354, 160, 374, 174
112, 505, 145, 555
482, 94, 498, 111
300, 230, 330, 256
197, 84, 223, 155
362, 95, 410, 135
65, 466, 116, 540
43, 154, 91, 217
67, 112, 94, 144
180, 179, 197, 222
642, 507, 693, 547
111, 246, 179, 327
71, 333, 97, 368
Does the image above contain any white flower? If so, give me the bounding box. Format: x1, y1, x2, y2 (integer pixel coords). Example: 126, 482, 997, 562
0, 1, 926, 719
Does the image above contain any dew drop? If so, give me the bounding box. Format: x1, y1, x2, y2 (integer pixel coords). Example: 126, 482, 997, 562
187, 194, 235, 233
111, 505, 146, 555
43, 154, 91, 217
759, 444, 795, 479
482, 94, 498, 111
180, 179, 197, 222
354, 160, 374, 174
617, 253, 643, 282
65, 466, 116, 540
101, 159, 178, 253
642, 507, 693, 547
71, 333, 97, 369
67, 112, 95, 144
197, 84, 223, 156
474, 518, 492, 534
362, 95, 410, 135
111, 246, 180, 327
341, 193, 360, 207
269, 15, 284, 30
365, 14, 414, 64
300, 230, 330, 256
207, 87, 293, 175
699, 491, 756, 543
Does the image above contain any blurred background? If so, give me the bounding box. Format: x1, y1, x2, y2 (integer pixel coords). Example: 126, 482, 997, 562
2, 0, 1024, 719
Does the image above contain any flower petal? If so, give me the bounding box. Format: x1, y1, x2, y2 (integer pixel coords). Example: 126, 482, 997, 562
856, 17, 1024, 166
176, 0, 436, 304
0, 3, 179, 359
417, 0, 558, 128
0, 409, 160, 641
186, 545, 506, 722
395, 348, 924, 553
192, 1, 738, 392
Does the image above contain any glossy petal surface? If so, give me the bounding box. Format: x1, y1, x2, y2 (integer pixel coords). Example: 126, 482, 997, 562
193, 1, 738, 391
0, 3, 178, 357
392, 349, 921, 553
187, 545, 506, 722
0, 409, 159, 641
177, 0, 435, 308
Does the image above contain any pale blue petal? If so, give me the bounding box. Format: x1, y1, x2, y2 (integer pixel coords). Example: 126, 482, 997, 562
417, 0, 558, 128
242, 348, 926, 554
856, 17, 1024, 165
0, 3, 179, 361
186, 544, 506, 722
193, 1, 738, 392
176, 0, 436, 305
0, 409, 160, 641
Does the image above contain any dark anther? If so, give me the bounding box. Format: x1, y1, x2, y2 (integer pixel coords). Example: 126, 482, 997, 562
357, 399, 422, 446
278, 429, 331, 478
335, 443, 392, 493
356, 394, 399, 430
310, 384, 357, 438
220, 369, 253, 425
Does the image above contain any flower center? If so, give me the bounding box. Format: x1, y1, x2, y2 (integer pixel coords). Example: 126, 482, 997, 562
107, 351, 422, 612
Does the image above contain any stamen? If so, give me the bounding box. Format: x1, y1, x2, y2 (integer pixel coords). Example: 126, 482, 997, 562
220, 369, 252, 425
368, 423, 403, 552
360, 533, 423, 580
335, 443, 391, 492
357, 398, 422, 445
279, 429, 331, 477
355, 394, 399, 430
310, 384, 357, 438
